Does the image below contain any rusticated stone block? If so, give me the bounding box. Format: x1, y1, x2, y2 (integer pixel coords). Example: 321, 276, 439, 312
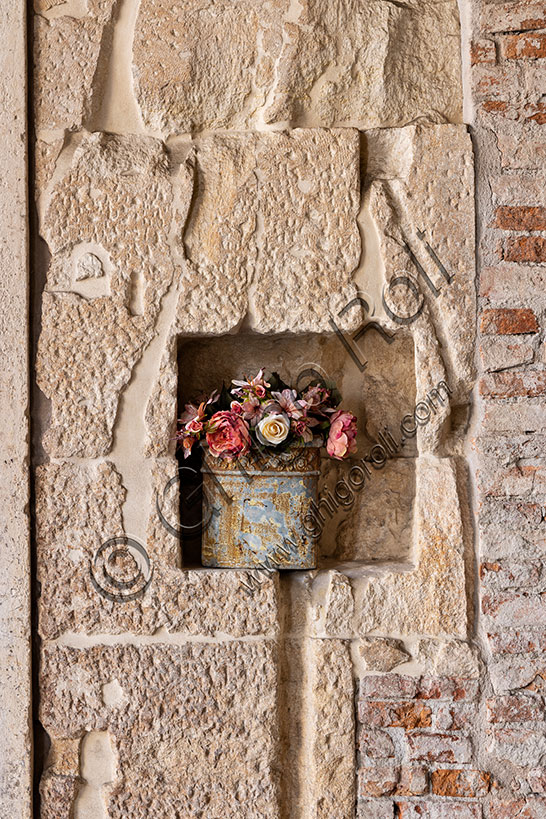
33, 0, 117, 132
40, 641, 281, 817
176, 129, 361, 335
133, 0, 462, 133
36, 462, 280, 639
37, 132, 193, 458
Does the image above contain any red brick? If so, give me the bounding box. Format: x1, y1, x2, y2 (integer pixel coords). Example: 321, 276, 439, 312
396, 766, 428, 796
528, 769, 546, 792
416, 677, 479, 701
490, 796, 546, 818
471, 40, 497, 65
482, 2, 546, 34
487, 629, 546, 654
407, 732, 473, 764
495, 205, 546, 230
431, 768, 492, 798
526, 99, 546, 125
433, 703, 477, 730
480, 559, 542, 587
504, 235, 546, 263
359, 675, 417, 700
504, 31, 546, 60
480, 370, 546, 398
480, 307, 539, 334
395, 801, 482, 818
356, 799, 394, 819
487, 693, 544, 722
358, 763, 398, 797
358, 701, 432, 729
482, 591, 546, 626
359, 728, 395, 758
357, 800, 394, 819
480, 264, 546, 302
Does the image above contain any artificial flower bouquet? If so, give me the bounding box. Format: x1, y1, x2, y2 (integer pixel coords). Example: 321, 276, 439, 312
176, 369, 357, 462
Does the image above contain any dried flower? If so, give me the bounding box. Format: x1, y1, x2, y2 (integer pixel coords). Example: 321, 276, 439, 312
256, 413, 291, 446
206, 410, 251, 460
326, 410, 357, 460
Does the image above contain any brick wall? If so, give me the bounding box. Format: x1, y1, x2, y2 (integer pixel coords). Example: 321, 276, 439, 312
357, 0, 546, 815
357, 675, 490, 817
475, 0, 546, 815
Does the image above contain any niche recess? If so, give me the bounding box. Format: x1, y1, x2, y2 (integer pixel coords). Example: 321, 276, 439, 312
177, 327, 417, 569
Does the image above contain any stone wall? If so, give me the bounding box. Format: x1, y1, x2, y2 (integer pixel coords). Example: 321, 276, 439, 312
0, 0, 537, 815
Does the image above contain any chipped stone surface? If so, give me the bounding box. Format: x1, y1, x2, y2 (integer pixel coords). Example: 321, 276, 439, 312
176, 129, 360, 334
33, 0, 117, 132
368, 125, 476, 408
359, 638, 411, 672
416, 639, 480, 678
36, 133, 192, 457
133, 0, 288, 133
40, 641, 281, 817
323, 572, 355, 636
310, 640, 355, 818
134, 0, 462, 134
356, 457, 467, 637
36, 461, 280, 638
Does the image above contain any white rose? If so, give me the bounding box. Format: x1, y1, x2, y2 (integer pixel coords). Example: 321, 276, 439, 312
256, 413, 290, 446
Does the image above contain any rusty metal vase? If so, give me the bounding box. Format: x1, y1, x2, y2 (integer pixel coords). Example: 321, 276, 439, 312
201, 445, 320, 569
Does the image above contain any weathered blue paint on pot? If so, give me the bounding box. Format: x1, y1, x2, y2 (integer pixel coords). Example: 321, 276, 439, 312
201, 445, 320, 569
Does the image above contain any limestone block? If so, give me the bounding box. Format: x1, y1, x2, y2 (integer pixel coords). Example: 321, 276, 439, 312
176, 134, 258, 334
133, 0, 288, 133
34, 136, 63, 202
323, 572, 355, 636
176, 129, 361, 334
40, 641, 281, 817
310, 640, 355, 817
252, 129, 361, 332
334, 457, 416, 562
368, 125, 476, 407
36, 461, 280, 639
356, 456, 467, 637
36, 133, 193, 457
359, 638, 411, 672
33, 0, 117, 132
416, 639, 480, 678
133, 0, 462, 133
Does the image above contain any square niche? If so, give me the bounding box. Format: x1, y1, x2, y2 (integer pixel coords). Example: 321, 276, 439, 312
177, 329, 416, 569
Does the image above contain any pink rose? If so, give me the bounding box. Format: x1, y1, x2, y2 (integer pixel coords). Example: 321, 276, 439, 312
326, 410, 357, 460
205, 410, 251, 460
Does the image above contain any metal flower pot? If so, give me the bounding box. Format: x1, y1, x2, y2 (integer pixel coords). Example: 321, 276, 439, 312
201, 445, 320, 569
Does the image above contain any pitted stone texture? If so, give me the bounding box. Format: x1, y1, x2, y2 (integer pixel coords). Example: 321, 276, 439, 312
323, 572, 355, 637
134, 0, 462, 133
176, 129, 360, 334
310, 640, 355, 818
133, 0, 288, 134
253, 129, 360, 332
35, 136, 63, 202
37, 133, 192, 457
144, 332, 178, 457
36, 462, 279, 639
33, 0, 117, 132
368, 125, 476, 407
40, 642, 281, 817
357, 457, 467, 637
177, 134, 257, 334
